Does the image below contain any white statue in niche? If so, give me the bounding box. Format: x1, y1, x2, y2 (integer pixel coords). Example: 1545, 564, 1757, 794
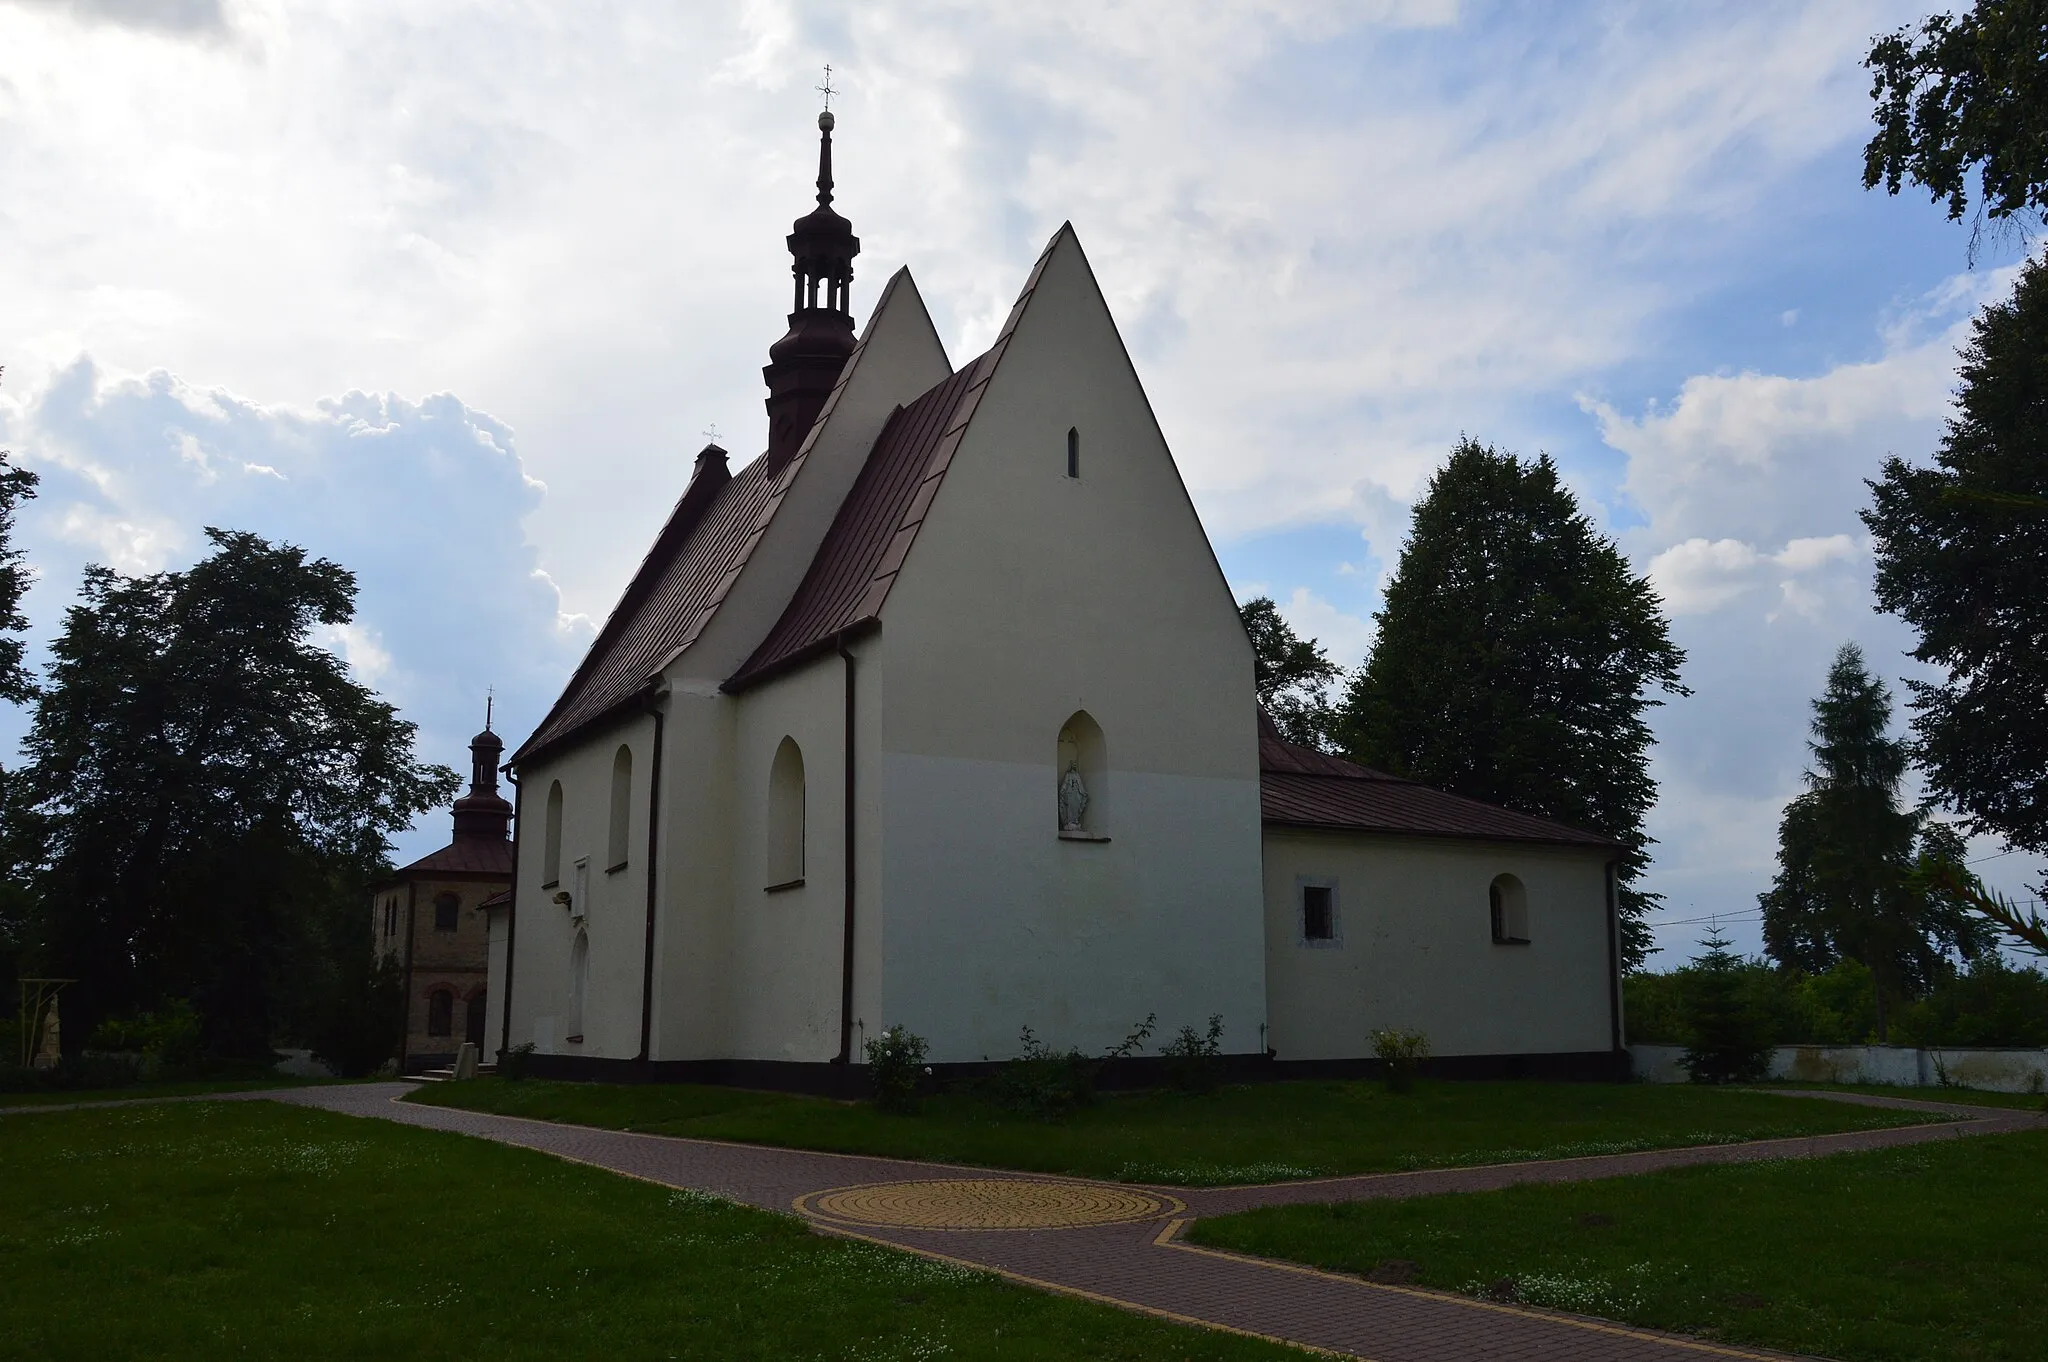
1058, 761, 1090, 832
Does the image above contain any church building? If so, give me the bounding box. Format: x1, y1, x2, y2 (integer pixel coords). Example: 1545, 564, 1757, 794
489, 110, 1626, 1086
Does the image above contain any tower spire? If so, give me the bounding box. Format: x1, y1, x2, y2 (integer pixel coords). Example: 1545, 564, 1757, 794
762, 90, 860, 466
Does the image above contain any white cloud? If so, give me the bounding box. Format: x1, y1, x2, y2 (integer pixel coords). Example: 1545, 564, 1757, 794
1275, 587, 1373, 675
0, 356, 578, 862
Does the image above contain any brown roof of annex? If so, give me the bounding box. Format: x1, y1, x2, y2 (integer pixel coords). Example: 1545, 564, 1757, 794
1257, 713, 1620, 850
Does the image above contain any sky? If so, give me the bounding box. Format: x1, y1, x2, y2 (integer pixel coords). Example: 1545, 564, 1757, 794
0, 0, 2037, 964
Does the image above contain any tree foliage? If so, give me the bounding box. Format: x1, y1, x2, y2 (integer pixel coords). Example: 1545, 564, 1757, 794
1678, 931, 1774, 1085
1334, 439, 1687, 970
1863, 0, 2048, 251
17, 529, 457, 1057
1865, 255, 2048, 877
1759, 644, 1987, 1038
0, 368, 41, 706
1239, 595, 1342, 750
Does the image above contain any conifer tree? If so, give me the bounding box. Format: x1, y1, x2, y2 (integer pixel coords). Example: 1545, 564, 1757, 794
1679, 929, 1773, 1084
1335, 439, 1687, 969
1760, 644, 1986, 1038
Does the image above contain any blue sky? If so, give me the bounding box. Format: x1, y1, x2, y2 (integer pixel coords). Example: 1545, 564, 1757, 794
0, 0, 2036, 963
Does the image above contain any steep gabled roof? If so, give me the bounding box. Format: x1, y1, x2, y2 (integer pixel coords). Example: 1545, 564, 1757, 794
510, 449, 769, 764
1257, 713, 1619, 849
726, 362, 980, 687
511, 271, 935, 766
724, 230, 1067, 692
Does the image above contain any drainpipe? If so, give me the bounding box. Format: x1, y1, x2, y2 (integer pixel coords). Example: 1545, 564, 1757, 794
1605, 859, 1624, 1055
835, 636, 859, 1065
499, 770, 521, 1061
637, 699, 666, 1064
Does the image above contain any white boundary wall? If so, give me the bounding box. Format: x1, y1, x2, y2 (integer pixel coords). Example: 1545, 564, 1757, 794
1630, 1042, 2048, 1093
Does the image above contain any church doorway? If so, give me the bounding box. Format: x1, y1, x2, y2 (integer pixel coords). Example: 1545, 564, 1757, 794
465, 990, 487, 1049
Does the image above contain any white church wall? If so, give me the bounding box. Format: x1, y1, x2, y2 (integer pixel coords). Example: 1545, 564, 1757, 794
505, 714, 655, 1060
871, 227, 1267, 1063
1261, 830, 1615, 1061
723, 658, 851, 1062
645, 684, 738, 1061
677, 271, 954, 687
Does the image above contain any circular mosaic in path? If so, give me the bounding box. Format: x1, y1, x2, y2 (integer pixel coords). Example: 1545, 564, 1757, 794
797, 1178, 1182, 1231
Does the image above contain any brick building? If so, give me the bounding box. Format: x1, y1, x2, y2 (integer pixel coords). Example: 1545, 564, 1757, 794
373, 719, 513, 1073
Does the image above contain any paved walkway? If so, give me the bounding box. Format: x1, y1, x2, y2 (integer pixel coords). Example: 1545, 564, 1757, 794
245, 1083, 2039, 1361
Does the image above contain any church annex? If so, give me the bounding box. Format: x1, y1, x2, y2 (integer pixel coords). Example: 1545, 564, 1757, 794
488, 111, 1626, 1086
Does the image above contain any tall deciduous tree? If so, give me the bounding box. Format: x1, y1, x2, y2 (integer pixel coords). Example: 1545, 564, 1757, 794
19, 529, 456, 1057
1239, 596, 1343, 751
1865, 256, 2048, 880
1334, 439, 1687, 970
1864, 0, 2048, 255
0, 368, 41, 705
1759, 644, 1986, 1039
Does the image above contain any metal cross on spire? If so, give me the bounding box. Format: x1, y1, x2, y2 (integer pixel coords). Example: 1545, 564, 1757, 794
703, 422, 722, 445
485, 687, 494, 733
816, 63, 836, 110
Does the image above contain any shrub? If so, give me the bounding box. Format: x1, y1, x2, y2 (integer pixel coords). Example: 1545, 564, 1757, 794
863, 1025, 930, 1114
1369, 1028, 1430, 1093
88, 1000, 204, 1077
1681, 932, 1774, 1083
1160, 1015, 1225, 1094
498, 1041, 537, 1081
1895, 955, 2048, 1048
988, 1015, 1155, 1121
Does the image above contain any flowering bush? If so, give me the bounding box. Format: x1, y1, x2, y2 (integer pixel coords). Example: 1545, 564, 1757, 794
864, 1025, 930, 1114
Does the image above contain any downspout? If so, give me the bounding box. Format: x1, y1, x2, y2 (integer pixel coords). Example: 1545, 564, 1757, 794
835, 636, 858, 1065
401, 881, 417, 1073
499, 770, 522, 1061
1605, 859, 1624, 1054
637, 699, 666, 1064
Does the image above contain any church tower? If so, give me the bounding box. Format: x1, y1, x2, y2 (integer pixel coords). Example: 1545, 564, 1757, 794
450, 716, 512, 842
762, 109, 860, 464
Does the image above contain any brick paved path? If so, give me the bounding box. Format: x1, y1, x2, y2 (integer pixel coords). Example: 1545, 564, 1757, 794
254, 1083, 2040, 1361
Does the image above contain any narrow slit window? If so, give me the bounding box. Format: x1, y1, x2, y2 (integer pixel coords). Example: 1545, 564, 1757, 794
1066, 427, 1079, 479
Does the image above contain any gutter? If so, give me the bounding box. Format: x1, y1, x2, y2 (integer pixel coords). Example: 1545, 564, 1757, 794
835, 635, 859, 1064
499, 770, 521, 1061
637, 698, 667, 1063
1605, 859, 1623, 1053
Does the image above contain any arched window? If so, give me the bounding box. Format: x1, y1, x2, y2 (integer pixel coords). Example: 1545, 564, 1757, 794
1490, 874, 1530, 944
607, 745, 633, 871
1055, 711, 1108, 838
543, 781, 564, 886
427, 988, 455, 1037
766, 737, 805, 889
1066, 427, 1079, 479
433, 892, 460, 932
567, 930, 588, 1041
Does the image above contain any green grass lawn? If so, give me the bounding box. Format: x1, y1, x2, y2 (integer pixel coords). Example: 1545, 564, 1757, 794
1189, 1129, 2048, 1362
407, 1077, 1931, 1185
0, 1099, 1297, 1362
0, 1075, 352, 1108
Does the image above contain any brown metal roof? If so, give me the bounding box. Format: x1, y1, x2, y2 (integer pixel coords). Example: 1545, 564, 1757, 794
726, 362, 980, 688
510, 273, 935, 765
726, 232, 1067, 692
393, 837, 516, 878
1257, 713, 1618, 849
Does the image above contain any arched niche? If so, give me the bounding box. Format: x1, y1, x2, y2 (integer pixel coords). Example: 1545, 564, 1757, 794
766, 737, 806, 889
542, 780, 565, 886
607, 745, 633, 871
1490, 873, 1530, 944
1055, 711, 1108, 839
